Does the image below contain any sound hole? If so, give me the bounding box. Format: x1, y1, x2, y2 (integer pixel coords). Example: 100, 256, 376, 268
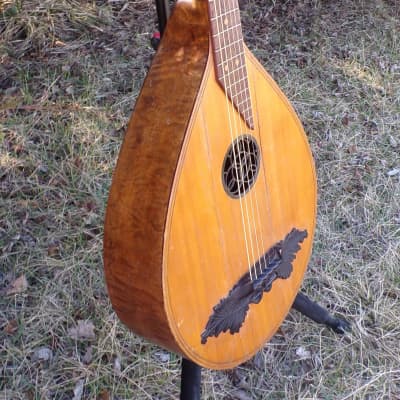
222, 135, 261, 198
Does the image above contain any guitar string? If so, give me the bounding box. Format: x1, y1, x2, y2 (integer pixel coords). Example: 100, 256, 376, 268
226, 0, 290, 329
217, 0, 265, 279
230, 0, 297, 301
226, 1, 277, 344
237, 34, 277, 276
209, 0, 251, 276
215, 0, 267, 280
214, 0, 260, 280
218, 1, 264, 276
234, 13, 282, 275
215, 0, 262, 281
227, 0, 267, 277
239, 0, 274, 276
211, 0, 256, 280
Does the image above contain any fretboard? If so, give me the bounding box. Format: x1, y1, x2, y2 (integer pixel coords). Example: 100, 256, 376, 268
208, 0, 254, 129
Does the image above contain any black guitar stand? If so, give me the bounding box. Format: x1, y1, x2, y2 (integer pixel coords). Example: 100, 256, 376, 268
150, 2, 351, 398
180, 292, 350, 400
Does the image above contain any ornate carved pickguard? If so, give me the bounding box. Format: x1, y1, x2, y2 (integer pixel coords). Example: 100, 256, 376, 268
201, 228, 308, 344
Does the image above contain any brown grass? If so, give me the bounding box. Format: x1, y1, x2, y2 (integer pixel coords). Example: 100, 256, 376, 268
1, 0, 400, 399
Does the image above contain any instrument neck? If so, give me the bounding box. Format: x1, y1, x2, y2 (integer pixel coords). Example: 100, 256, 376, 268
208, 0, 254, 129
208, 0, 244, 62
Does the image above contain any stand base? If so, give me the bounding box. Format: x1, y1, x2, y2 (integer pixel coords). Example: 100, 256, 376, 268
179, 292, 350, 400
292, 292, 351, 334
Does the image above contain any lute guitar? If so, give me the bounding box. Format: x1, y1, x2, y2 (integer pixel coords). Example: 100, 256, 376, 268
103, 0, 317, 370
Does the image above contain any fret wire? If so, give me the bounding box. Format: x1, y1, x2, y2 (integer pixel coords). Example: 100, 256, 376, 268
242, 103, 252, 111
242, 105, 252, 113
211, 23, 243, 37
227, 84, 248, 100
209, 0, 254, 126
211, 15, 241, 28
209, 7, 239, 21
214, 44, 243, 60
216, 64, 250, 93
217, 0, 237, 15
214, 41, 242, 55
217, 72, 247, 91
210, 7, 241, 29
214, 37, 244, 51
212, 25, 243, 41
227, 84, 248, 97
216, 51, 244, 67
236, 97, 251, 108
237, 95, 251, 105
225, 74, 248, 90
211, 15, 241, 29
215, 47, 240, 63
211, 26, 241, 39
209, 1, 238, 15
228, 86, 249, 100
217, 63, 246, 78
210, 8, 237, 20
242, 107, 253, 116
215, 45, 243, 55
228, 83, 248, 97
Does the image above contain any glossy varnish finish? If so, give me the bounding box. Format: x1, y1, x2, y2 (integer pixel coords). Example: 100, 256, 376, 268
104, 0, 317, 369
103, 0, 209, 353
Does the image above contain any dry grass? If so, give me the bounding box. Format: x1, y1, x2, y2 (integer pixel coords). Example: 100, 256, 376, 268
1, 0, 399, 399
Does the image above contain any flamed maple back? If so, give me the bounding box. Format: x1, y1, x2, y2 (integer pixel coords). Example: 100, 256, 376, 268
103, 0, 317, 369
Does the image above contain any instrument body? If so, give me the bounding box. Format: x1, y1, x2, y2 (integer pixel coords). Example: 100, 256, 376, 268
103, 0, 317, 369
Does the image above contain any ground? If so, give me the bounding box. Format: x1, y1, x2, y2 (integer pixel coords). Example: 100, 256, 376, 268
1, 0, 399, 399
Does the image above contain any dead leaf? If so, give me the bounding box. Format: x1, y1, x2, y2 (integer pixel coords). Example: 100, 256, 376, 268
252, 351, 264, 371
296, 346, 311, 359
390, 64, 400, 73
347, 145, 357, 154
72, 379, 84, 400
387, 168, 400, 177
389, 136, 398, 148
66, 85, 74, 96
83, 211, 98, 226
6, 275, 28, 295
68, 320, 96, 340
24, 389, 35, 400
341, 115, 349, 126
33, 347, 53, 361
83, 199, 97, 212
47, 243, 60, 257
275, 326, 286, 338
231, 389, 253, 400
82, 346, 93, 364
4, 319, 18, 334
73, 157, 83, 169
113, 356, 121, 376
4, 234, 20, 253
97, 390, 110, 400
153, 350, 170, 363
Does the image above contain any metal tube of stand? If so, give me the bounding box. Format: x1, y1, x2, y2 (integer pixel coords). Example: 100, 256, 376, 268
155, 0, 170, 36
180, 358, 201, 400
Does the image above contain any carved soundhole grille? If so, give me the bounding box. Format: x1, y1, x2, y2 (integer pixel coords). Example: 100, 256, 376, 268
222, 135, 261, 198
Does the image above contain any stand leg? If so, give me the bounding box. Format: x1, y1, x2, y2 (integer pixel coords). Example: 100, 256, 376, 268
178, 294, 350, 398
292, 292, 351, 333
180, 358, 201, 400
155, 0, 170, 36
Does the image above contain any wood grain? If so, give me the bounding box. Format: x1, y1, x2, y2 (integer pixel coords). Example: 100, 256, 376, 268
103, 0, 209, 353
163, 46, 316, 369
104, 0, 317, 369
